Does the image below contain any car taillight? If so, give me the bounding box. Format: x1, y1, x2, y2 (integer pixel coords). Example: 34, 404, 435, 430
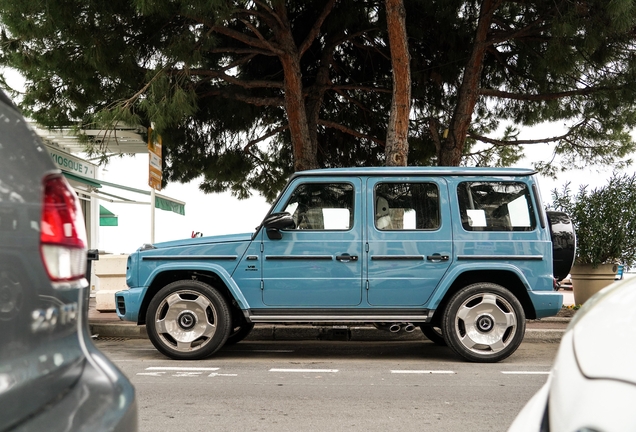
40, 174, 87, 282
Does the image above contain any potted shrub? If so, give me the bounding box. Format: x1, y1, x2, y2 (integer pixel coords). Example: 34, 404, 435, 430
551, 173, 636, 304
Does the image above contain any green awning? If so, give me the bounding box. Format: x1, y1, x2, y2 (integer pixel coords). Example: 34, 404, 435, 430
156, 195, 185, 215
63, 171, 102, 188
100, 205, 118, 226
61, 171, 185, 216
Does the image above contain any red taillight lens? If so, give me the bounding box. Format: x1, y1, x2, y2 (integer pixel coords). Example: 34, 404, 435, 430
40, 175, 87, 282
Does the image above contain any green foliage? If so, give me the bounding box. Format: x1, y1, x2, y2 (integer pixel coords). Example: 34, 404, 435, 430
551, 174, 636, 267
407, 0, 636, 173
1, 0, 636, 200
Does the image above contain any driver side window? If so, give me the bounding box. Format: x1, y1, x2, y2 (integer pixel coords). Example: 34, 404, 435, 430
283, 183, 354, 230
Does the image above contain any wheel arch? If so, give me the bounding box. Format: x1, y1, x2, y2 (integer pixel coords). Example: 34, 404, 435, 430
428, 269, 536, 325
137, 264, 248, 325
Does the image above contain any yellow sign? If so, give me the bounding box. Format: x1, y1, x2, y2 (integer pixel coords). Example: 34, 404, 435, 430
148, 127, 162, 191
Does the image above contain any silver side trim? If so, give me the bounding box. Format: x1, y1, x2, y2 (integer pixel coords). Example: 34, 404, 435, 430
248, 314, 429, 323
141, 255, 238, 261
457, 255, 543, 261
265, 255, 333, 260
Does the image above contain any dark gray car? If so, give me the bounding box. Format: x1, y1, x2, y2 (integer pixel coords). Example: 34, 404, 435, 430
0, 91, 137, 431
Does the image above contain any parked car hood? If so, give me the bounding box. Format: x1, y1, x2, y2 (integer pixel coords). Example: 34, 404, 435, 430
573, 278, 636, 384
145, 232, 254, 249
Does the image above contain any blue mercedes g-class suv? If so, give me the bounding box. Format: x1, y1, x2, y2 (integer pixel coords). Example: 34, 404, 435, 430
116, 167, 575, 363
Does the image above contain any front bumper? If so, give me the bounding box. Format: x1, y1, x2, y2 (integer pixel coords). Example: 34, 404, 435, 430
115, 288, 147, 323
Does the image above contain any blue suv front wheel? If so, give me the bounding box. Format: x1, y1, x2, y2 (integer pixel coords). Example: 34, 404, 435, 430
146, 280, 232, 360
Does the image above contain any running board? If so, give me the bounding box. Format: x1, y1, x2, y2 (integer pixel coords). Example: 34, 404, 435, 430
246, 309, 431, 323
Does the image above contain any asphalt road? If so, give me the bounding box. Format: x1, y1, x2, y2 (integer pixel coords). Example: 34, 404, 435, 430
96, 338, 558, 432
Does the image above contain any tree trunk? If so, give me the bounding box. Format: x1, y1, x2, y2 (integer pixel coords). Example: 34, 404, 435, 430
439, 0, 500, 166
279, 52, 318, 172
305, 43, 335, 165
384, 0, 411, 167
274, 4, 319, 172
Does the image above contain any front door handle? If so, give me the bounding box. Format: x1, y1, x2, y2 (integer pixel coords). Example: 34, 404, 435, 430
426, 254, 450, 262
336, 254, 358, 263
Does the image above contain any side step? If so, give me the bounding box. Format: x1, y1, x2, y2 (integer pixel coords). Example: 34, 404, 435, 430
246, 308, 431, 323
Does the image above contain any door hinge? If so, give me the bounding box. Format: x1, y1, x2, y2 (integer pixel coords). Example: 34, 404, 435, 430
365, 243, 369, 253
260, 280, 264, 290
260, 243, 264, 253
365, 280, 369, 290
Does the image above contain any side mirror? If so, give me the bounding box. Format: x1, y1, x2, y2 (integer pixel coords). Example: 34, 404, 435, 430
262, 212, 295, 240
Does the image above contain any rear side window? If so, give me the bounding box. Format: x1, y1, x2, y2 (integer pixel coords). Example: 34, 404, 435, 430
457, 181, 536, 231
283, 183, 354, 230
374, 183, 440, 230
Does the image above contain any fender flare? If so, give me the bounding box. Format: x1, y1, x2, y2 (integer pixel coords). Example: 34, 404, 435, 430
427, 262, 534, 311
141, 262, 251, 310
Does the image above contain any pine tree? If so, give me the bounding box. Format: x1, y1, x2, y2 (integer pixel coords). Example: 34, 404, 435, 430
1, 0, 635, 200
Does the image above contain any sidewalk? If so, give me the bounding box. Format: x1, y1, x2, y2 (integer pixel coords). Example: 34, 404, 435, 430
88, 289, 573, 342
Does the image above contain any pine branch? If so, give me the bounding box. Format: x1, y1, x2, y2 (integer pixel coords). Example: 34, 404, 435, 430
331, 84, 392, 94
210, 24, 283, 55
318, 119, 385, 146
239, 18, 281, 54
238, 4, 282, 31
488, 20, 547, 45
468, 130, 573, 146
120, 67, 168, 109
253, 1, 285, 29
190, 69, 283, 89
479, 86, 617, 101
208, 47, 276, 56
200, 90, 284, 107
299, 0, 338, 57
243, 125, 289, 153
331, 88, 379, 116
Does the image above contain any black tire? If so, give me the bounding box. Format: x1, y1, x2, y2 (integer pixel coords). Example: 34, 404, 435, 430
420, 324, 446, 346
146, 280, 231, 360
442, 283, 525, 363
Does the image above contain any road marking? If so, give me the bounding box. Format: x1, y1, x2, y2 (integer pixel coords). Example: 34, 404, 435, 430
501, 371, 550, 375
174, 372, 204, 377
137, 372, 165, 376
245, 350, 295, 353
208, 373, 238, 377
145, 367, 220, 371
391, 370, 455, 374
269, 368, 339, 373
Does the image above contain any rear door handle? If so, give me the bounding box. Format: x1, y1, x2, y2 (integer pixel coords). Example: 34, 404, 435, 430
426, 254, 449, 262
336, 254, 358, 263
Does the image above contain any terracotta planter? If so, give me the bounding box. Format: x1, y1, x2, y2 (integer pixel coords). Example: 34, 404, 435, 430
570, 263, 618, 305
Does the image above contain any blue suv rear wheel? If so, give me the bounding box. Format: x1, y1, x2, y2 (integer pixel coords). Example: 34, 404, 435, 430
442, 283, 526, 362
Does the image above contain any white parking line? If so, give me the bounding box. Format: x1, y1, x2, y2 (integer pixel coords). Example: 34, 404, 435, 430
501, 371, 550, 375
391, 370, 455, 374
145, 367, 220, 371
269, 368, 339, 373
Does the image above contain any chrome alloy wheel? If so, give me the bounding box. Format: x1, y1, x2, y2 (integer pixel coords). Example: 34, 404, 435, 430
154, 289, 218, 352
453, 292, 517, 355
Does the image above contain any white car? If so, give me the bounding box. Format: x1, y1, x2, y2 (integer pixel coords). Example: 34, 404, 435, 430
509, 276, 636, 431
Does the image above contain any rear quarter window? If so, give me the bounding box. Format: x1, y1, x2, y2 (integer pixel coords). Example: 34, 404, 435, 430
374, 182, 440, 230
457, 181, 536, 231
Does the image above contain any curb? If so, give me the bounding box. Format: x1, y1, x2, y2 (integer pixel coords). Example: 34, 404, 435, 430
89, 321, 567, 343
90, 322, 148, 339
